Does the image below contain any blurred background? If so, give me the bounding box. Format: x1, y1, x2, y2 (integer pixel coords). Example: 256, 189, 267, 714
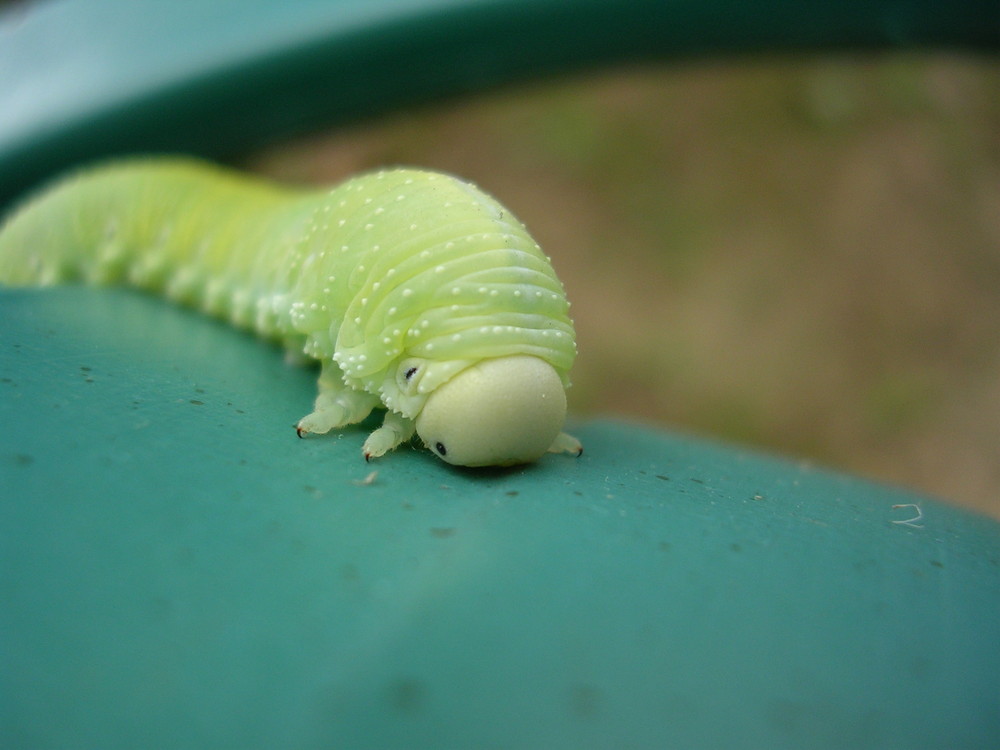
1, 0, 995, 519
243, 54, 999, 518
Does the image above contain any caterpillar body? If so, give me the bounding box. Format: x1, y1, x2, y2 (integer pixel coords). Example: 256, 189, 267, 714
0, 158, 581, 467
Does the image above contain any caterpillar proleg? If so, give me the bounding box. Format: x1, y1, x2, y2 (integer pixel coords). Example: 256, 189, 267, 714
0, 158, 581, 467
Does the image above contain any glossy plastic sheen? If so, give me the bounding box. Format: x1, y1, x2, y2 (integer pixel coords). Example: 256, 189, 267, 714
3, 288, 998, 748
0, 0, 997, 205
1, 0, 998, 747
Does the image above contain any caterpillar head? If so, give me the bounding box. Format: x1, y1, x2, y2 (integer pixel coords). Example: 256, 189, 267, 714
414, 355, 567, 467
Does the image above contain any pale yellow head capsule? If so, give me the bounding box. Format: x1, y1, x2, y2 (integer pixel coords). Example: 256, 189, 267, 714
415, 355, 567, 467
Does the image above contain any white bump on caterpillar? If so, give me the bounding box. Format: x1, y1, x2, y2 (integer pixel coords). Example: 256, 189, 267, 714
0, 158, 579, 467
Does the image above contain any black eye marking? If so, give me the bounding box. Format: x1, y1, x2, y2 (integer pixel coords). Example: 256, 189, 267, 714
404, 366, 418, 381
435, 442, 447, 456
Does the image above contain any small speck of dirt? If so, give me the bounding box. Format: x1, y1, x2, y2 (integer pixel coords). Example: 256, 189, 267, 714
387, 678, 425, 712
570, 684, 601, 718
430, 527, 456, 539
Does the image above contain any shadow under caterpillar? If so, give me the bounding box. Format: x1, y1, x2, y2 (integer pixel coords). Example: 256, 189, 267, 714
0, 157, 581, 467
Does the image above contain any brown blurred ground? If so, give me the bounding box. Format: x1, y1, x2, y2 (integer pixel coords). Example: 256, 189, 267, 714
247, 55, 1000, 519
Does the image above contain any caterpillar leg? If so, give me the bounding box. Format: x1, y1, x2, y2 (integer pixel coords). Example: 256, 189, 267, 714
548, 432, 583, 457
296, 362, 379, 437
362, 410, 416, 461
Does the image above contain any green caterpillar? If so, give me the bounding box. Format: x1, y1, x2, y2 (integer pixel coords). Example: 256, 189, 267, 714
0, 158, 581, 467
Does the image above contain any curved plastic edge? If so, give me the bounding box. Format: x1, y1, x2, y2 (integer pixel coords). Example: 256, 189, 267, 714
1, 0, 998, 207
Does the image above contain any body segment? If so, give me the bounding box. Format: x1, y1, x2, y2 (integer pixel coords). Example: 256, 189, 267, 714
0, 158, 580, 466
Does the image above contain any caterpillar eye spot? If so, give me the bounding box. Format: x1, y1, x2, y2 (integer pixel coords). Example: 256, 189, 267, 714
0, 158, 580, 467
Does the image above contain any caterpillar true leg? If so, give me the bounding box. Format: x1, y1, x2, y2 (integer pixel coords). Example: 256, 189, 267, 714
363, 410, 417, 461
295, 362, 379, 437
547, 432, 583, 457
1, 158, 580, 467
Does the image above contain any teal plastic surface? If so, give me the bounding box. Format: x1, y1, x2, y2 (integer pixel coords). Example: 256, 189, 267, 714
2, 0, 999, 747
3, 289, 999, 748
